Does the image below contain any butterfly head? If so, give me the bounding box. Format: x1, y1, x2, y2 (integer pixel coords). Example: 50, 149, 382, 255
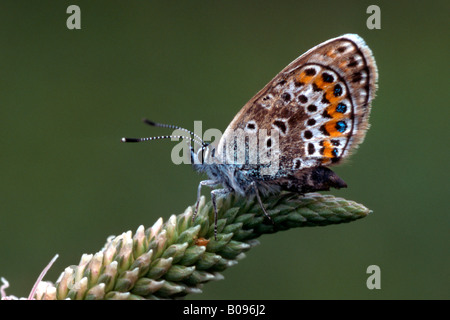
121, 118, 222, 169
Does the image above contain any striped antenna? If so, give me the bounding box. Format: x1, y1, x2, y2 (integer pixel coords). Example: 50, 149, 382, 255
121, 135, 204, 148
141, 118, 206, 147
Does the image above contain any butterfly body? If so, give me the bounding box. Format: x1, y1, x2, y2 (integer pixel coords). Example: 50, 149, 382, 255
192, 152, 347, 197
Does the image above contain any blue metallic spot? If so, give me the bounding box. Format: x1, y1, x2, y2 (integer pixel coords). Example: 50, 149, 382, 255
336, 103, 347, 113
332, 148, 339, 157
336, 121, 347, 133
334, 84, 343, 97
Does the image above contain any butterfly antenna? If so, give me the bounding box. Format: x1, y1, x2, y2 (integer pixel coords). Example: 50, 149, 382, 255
141, 118, 206, 147
121, 135, 207, 151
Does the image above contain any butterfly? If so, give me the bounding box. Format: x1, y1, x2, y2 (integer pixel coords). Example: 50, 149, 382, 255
122, 34, 378, 239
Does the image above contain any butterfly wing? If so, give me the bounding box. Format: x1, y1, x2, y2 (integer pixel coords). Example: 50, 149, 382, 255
217, 34, 378, 173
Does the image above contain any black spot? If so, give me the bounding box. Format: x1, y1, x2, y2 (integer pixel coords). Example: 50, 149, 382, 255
335, 121, 347, 133
322, 109, 332, 118
298, 95, 308, 103
332, 148, 339, 158
246, 122, 255, 130
307, 104, 317, 112
347, 57, 358, 67
352, 72, 362, 83
312, 83, 322, 92
333, 84, 343, 97
336, 103, 347, 113
277, 80, 286, 86
281, 92, 291, 102
308, 143, 315, 155
263, 95, 270, 101
294, 80, 304, 87
304, 130, 313, 139
266, 138, 272, 148
321, 93, 330, 104
322, 73, 334, 83
273, 120, 287, 134
304, 68, 316, 76
307, 119, 316, 126
319, 147, 324, 155
331, 157, 340, 163
331, 139, 340, 146
337, 46, 347, 53
319, 125, 330, 136
294, 159, 301, 169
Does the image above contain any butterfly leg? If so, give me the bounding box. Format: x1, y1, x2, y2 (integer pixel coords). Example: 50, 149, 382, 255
193, 180, 219, 222
210, 188, 231, 240
249, 181, 274, 225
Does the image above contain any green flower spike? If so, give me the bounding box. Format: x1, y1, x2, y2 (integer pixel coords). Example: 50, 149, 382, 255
30, 192, 370, 300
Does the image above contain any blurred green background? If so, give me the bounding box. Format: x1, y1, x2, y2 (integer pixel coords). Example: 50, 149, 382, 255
0, 1, 448, 299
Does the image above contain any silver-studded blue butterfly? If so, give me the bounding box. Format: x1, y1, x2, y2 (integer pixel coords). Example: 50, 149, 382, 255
122, 34, 378, 239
